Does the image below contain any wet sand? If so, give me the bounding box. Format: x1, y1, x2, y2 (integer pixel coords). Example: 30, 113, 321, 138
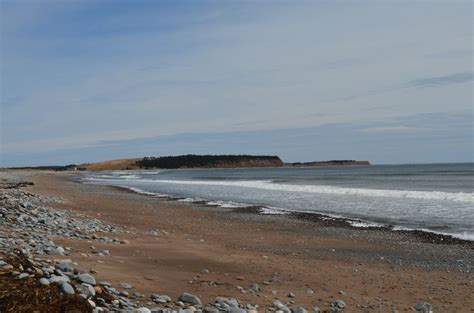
24, 172, 474, 312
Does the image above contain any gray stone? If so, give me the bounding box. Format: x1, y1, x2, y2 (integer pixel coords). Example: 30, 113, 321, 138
60, 282, 75, 294
49, 275, 70, 284
292, 308, 308, 313
18, 272, 29, 279
152, 294, 172, 303
273, 300, 291, 313
178, 292, 202, 305
39, 278, 50, 285
78, 273, 96, 285
119, 282, 132, 289
226, 298, 239, 308
414, 302, 432, 313
57, 260, 74, 272
120, 291, 129, 297
50, 246, 65, 255
250, 283, 260, 292
330, 300, 346, 311
229, 308, 246, 313
136, 308, 151, 313
312, 306, 321, 313
203, 307, 219, 313
99, 281, 111, 286
76, 283, 96, 298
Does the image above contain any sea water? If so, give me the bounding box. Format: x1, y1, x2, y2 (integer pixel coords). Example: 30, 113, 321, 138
84, 163, 474, 240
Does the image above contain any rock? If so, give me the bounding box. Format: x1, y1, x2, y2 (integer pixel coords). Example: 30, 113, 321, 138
76, 283, 96, 298
57, 260, 74, 273
78, 273, 96, 285
49, 275, 70, 284
39, 278, 50, 285
338, 290, 346, 296
120, 239, 130, 244
18, 272, 29, 279
152, 294, 172, 303
88, 299, 96, 308
99, 281, 111, 286
60, 282, 75, 294
312, 306, 321, 313
136, 308, 151, 313
119, 282, 132, 289
250, 283, 260, 292
201, 269, 210, 274
414, 302, 433, 313
50, 246, 65, 256
273, 300, 291, 313
94, 286, 103, 294
226, 298, 239, 308
288, 292, 296, 298
178, 292, 202, 305
330, 300, 346, 311
120, 291, 129, 297
228, 308, 246, 313
203, 307, 219, 313
292, 308, 308, 313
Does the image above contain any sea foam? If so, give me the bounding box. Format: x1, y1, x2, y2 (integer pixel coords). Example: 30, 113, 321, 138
116, 179, 474, 203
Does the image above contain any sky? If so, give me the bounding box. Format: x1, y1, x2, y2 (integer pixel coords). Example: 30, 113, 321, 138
1, 0, 473, 166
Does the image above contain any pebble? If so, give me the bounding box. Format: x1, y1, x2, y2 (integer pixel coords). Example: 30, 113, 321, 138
18, 272, 29, 279
178, 292, 202, 305
273, 300, 291, 313
250, 283, 261, 292
119, 282, 132, 289
312, 306, 321, 313
330, 300, 346, 311
60, 282, 75, 294
292, 308, 308, 313
39, 278, 50, 285
78, 273, 96, 285
414, 302, 433, 313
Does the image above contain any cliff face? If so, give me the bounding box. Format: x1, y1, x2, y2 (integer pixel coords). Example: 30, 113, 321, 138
136, 155, 284, 169
286, 160, 371, 167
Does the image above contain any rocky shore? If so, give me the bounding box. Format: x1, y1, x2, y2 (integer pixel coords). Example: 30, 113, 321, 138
1, 172, 472, 312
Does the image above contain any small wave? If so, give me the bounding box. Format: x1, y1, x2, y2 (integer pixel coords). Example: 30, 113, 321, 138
120, 175, 140, 179
116, 179, 474, 203
347, 220, 385, 228
206, 200, 250, 208
121, 186, 169, 197
391, 226, 474, 241
259, 206, 289, 215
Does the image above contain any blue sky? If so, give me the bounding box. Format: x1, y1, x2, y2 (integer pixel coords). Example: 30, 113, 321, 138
1, 0, 473, 166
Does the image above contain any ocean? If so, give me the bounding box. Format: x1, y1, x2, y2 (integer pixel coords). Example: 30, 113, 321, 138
83, 163, 474, 240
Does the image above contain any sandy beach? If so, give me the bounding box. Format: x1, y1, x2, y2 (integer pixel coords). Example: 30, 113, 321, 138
0, 170, 470, 312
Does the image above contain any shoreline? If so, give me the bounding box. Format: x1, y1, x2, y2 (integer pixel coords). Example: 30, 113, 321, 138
2, 171, 473, 312
83, 177, 474, 246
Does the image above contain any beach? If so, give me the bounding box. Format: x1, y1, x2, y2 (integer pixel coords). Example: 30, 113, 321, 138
1, 171, 473, 312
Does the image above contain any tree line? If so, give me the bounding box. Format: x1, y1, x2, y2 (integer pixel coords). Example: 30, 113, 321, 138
136, 154, 282, 169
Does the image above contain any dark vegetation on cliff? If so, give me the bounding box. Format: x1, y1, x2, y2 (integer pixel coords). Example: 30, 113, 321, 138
2, 164, 82, 171
136, 155, 283, 169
